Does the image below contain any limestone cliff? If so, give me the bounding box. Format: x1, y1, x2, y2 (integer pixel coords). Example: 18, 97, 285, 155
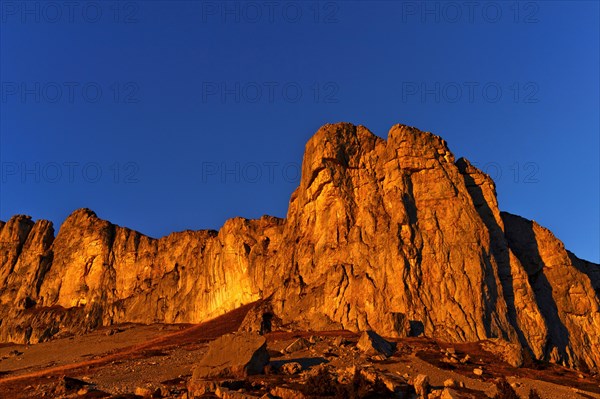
0, 123, 598, 371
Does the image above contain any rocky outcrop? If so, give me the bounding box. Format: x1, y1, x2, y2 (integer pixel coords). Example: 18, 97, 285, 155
0, 122, 598, 372
273, 124, 517, 344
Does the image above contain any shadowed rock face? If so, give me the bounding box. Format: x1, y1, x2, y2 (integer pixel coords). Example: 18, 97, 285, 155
0, 122, 598, 371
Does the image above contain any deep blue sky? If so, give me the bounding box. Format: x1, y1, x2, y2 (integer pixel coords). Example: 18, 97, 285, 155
1, 1, 598, 262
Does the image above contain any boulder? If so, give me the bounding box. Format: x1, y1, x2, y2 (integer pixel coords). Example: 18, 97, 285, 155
270, 386, 306, 399
215, 387, 259, 399
441, 388, 460, 399
134, 387, 153, 398
332, 336, 348, 346
413, 374, 429, 397
280, 362, 302, 375
190, 333, 269, 380
443, 379, 457, 388
428, 389, 443, 398
188, 380, 247, 397
481, 338, 524, 368
54, 377, 90, 395
357, 331, 396, 357
187, 379, 219, 396
284, 337, 310, 353
360, 369, 408, 394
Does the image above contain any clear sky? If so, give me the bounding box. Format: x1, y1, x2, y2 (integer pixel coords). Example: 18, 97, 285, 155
1, 1, 598, 262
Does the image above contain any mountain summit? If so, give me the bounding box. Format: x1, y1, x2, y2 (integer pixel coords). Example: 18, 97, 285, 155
1, 123, 598, 371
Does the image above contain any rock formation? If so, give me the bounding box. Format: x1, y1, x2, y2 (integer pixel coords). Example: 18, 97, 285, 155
0, 123, 598, 372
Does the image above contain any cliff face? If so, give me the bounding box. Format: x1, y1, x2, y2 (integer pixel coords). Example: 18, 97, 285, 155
0, 123, 598, 371
0, 210, 284, 343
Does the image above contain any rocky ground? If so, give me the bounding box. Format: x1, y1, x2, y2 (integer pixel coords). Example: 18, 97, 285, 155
0, 306, 599, 399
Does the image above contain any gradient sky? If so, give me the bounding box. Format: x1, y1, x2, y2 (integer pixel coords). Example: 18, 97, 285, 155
1, 1, 598, 262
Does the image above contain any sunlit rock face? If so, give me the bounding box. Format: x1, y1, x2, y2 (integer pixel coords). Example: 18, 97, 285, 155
0, 122, 598, 371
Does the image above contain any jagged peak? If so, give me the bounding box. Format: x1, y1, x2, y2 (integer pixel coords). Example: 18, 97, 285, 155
309, 122, 359, 139
5, 214, 33, 223
387, 123, 454, 162
387, 123, 446, 145
0, 215, 35, 238
55, 208, 106, 235
305, 122, 380, 151
67, 208, 98, 219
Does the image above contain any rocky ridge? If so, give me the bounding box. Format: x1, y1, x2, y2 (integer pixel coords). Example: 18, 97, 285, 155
0, 123, 598, 371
